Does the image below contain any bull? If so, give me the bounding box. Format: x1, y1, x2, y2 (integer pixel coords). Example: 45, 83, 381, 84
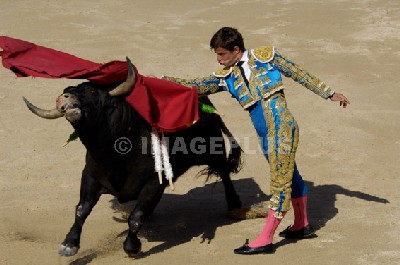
22, 59, 244, 257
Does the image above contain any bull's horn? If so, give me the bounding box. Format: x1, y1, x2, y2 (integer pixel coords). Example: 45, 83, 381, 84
22, 97, 63, 119
109, 57, 136, 96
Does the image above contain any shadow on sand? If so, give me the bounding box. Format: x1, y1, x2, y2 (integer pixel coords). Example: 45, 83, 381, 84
68, 177, 388, 264
275, 180, 389, 249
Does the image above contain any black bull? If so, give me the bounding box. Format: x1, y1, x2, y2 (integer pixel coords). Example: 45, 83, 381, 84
23, 76, 248, 256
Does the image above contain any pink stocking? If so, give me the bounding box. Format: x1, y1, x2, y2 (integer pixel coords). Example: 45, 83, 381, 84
248, 209, 286, 248
291, 195, 309, 231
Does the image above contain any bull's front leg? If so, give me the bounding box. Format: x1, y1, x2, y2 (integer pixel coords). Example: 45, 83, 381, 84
59, 167, 103, 256
124, 177, 166, 256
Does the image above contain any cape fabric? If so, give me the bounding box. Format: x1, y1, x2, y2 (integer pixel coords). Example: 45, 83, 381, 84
0, 36, 199, 132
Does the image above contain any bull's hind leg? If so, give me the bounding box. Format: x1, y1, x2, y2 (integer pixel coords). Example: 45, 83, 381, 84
219, 170, 242, 211
124, 177, 166, 256
59, 167, 103, 256
209, 149, 242, 211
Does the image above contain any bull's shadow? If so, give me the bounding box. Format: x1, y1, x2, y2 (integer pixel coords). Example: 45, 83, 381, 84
131, 177, 269, 257
68, 177, 389, 263
117, 178, 388, 256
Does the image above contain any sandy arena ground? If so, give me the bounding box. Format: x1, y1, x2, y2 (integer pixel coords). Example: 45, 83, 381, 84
1, 0, 399, 264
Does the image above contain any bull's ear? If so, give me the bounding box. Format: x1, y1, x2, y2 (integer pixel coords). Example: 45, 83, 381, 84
108, 57, 136, 96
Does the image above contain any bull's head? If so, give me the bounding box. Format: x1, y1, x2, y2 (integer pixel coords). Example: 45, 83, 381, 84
22, 57, 136, 122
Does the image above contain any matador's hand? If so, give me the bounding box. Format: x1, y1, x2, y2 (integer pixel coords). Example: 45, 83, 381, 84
330, 92, 350, 108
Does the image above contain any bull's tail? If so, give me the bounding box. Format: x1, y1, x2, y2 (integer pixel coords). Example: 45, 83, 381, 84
198, 116, 243, 181
197, 96, 243, 179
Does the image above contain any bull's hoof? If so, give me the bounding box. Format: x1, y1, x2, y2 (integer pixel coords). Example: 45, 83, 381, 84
123, 237, 142, 257
59, 244, 79, 256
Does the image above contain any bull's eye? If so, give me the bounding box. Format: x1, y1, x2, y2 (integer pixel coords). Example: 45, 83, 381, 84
90, 89, 96, 94
64, 95, 69, 98
72, 104, 79, 108
61, 106, 66, 111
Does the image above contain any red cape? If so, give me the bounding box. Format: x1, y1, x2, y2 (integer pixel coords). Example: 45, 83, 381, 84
0, 36, 198, 132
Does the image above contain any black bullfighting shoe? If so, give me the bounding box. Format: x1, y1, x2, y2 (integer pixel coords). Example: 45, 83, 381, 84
233, 239, 275, 255
279, 225, 316, 239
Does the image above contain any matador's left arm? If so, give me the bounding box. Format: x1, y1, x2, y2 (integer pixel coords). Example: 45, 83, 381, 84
272, 52, 335, 99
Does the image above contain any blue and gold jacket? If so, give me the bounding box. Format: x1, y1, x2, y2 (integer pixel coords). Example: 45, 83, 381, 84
164, 46, 335, 110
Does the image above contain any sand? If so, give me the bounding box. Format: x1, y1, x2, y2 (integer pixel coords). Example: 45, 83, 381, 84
1, 0, 399, 264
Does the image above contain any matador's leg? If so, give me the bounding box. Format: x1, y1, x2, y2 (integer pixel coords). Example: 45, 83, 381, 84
263, 92, 299, 218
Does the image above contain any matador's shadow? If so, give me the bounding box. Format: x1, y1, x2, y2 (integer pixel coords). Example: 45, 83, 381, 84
307, 181, 389, 229
275, 180, 389, 249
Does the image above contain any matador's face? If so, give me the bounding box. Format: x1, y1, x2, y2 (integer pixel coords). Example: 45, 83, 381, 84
214, 46, 242, 68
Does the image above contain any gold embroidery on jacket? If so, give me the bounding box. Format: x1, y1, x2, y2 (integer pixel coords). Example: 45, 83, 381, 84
247, 56, 261, 101
252, 46, 275, 63
163, 76, 221, 95
272, 54, 334, 99
213, 68, 232, 78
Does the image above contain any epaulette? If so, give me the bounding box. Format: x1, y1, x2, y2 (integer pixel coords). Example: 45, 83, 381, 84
251, 46, 275, 63
213, 67, 233, 78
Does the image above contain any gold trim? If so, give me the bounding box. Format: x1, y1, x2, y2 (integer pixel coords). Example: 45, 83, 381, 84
252, 46, 275, 63
213, 67, 232, 78
261, 83, 285, 100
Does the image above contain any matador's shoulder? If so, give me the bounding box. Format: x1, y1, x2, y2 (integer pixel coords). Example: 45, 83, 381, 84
213, 67, 233, 78
251, 46, 275, 63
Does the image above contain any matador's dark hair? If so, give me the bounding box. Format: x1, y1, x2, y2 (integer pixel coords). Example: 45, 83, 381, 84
210, 27, 245, 52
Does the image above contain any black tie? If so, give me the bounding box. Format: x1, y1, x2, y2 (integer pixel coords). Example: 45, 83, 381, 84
237, 61, 249, 87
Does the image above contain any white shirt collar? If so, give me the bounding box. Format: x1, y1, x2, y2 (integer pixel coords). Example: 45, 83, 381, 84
240, 50, 249, 63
